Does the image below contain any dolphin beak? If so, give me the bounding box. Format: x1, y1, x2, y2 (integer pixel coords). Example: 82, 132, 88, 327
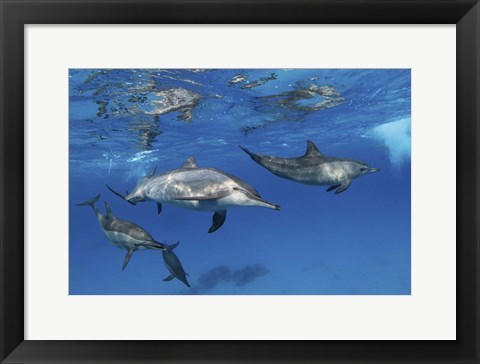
369, 167, 380, 173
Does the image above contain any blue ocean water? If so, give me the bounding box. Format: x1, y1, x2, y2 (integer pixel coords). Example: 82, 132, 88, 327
69, 69, 411, 295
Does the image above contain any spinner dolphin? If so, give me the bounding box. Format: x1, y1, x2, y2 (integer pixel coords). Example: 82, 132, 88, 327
107, 157, 280, 233
77, 194, 166, 270
240, 140, 379, 194
161, 241, 190, 288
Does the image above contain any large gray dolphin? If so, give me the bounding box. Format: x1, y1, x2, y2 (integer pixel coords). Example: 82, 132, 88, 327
162, 241, 190, 287
107, 156, 280, 233
77, 194, 166, 270
240, 140, 379, 194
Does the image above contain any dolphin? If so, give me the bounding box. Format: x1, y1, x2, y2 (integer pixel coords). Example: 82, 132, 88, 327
162, 241, 190, 287
107, 156, 280, 233
77, 194, 166, 270
240, 140, 380, 194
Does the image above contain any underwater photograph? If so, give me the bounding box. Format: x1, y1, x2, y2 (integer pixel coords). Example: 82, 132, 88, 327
69, 68, 411, 295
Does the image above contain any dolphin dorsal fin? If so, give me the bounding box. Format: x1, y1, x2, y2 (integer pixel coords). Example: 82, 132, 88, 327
104, 202, 114, 218
305, 140, 324, 157
148, 166, 157, 177
169, 241, 180, 250
181, 156, 198, 168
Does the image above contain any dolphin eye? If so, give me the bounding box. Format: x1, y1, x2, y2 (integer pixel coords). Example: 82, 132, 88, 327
360, 167, 366, 171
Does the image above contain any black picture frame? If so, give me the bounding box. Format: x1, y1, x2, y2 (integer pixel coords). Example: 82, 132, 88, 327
1, 1, 479, 363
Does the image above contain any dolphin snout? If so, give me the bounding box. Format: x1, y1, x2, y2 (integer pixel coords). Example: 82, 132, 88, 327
369, 167, 380, 173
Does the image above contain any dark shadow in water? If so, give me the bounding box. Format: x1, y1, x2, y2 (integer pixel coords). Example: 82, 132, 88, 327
232, 264, 270, 287
179, 263, 270, 294
198, 265, 232, 289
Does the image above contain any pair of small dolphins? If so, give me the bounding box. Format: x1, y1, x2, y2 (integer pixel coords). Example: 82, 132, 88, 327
107, 140, 380, 233
77, 195, 190, 287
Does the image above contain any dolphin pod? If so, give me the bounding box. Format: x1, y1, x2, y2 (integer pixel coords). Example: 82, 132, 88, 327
240, 140, 379, 194
107, 156, 280, 233
78, 140, 380, 289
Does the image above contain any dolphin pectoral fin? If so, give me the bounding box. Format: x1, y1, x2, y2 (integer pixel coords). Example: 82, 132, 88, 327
326, 184, 341, 192
157, 203, 162, 215
164, 275, 174, 282
122, 250, 134, 271
208, 210, 227, 233
335, 181, 352, 194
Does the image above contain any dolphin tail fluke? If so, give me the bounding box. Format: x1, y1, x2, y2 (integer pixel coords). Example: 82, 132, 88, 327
239, 145, 253, 156
122, 250, 134, 271
208, 210, 227, 233
239, 145, 262, 163
106, 184, 136, 206
77, 194, 100, 207
169, 241, 180, 250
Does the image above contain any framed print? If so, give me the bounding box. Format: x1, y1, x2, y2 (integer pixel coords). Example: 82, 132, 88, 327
1, 0, 479, 363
